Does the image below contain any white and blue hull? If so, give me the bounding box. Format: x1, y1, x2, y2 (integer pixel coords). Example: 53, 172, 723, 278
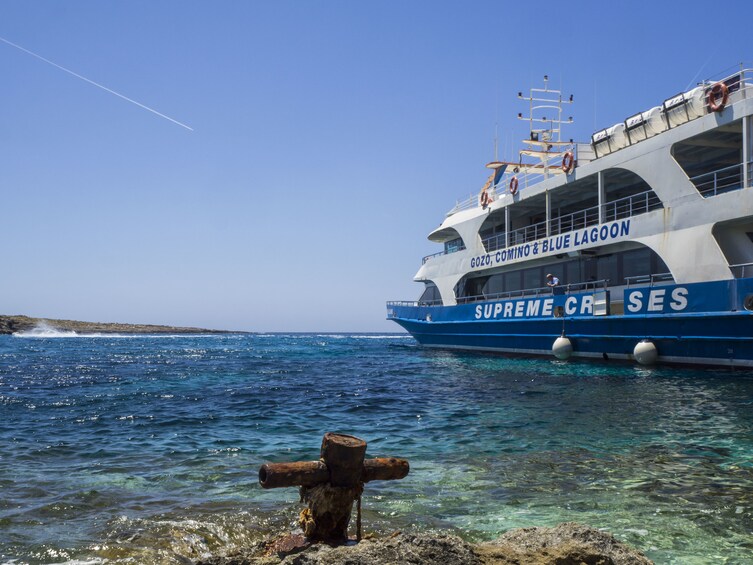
390, 278, 753, 366
388, 68, 753, 367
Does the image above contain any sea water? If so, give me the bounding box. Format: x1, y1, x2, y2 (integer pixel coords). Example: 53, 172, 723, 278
1, 332, 752, 564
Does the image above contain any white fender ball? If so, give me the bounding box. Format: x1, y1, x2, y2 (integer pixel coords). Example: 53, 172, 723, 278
552, 336, 573, 360
634, 340, 658, 365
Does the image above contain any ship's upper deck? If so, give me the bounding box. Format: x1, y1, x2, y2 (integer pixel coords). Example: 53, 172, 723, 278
415, 67, 753, 306
441, 67, 753, 221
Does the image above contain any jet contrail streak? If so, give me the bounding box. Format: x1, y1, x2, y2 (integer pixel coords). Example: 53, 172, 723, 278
0, 35, 193, 131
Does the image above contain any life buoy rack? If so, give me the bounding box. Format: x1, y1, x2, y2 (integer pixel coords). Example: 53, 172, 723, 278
707, 81, 729, 113
480, 189, 491, 208
509, 176, 519, 195
561, 151, 575, 174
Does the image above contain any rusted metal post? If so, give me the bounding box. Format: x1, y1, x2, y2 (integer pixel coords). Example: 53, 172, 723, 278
258, 432, 409, 544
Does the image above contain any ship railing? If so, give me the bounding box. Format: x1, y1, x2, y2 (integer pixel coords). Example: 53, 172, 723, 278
456, 279, 609, 304
386, 300, 442, 307
480, 189, 660, 253
422, 251, 445, 264
508, 220, 548, 246
729, 263, 753, 278
625, 272, 673, 287
550, 205, 600, 235
691, 163, 746, 198
604, 190, 662, 220
564, 279, 610, 292
422, 242, 466, 264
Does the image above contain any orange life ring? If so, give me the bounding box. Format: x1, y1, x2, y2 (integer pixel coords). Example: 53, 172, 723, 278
480, 190, 491, 208
707, 82, 729, 112
509, 176, 519, 195
561, 151, 575, 174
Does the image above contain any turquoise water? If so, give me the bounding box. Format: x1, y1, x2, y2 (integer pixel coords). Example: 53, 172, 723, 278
1, 332, 752, 564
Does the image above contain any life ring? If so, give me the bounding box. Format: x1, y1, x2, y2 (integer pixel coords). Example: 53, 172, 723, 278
707, 82, 729, 112
561, 151, 575, 174
480, 189, 491, 208
509, 176, 519, 195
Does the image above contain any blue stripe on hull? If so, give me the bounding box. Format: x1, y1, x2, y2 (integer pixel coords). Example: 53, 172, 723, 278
391, 313, 753, 366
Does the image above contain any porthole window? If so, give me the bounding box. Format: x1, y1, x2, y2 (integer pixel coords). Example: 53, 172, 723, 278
744, 295, 753, 311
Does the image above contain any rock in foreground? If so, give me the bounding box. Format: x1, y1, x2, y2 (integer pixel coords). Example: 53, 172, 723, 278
199, 523, 653, 564
476, 522, 654, 564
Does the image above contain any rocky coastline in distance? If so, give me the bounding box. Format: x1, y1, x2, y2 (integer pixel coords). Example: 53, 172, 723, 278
0, 315, 236, 335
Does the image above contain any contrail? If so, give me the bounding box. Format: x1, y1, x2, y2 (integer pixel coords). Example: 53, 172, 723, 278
0, 35, 193, 131
685, 56, 713, 91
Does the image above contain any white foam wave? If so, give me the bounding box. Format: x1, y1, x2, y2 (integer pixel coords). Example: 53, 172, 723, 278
13, 331, 220, 339
13, 322, 80, 338
315, 334, 412, 339
12, 323, 221, 339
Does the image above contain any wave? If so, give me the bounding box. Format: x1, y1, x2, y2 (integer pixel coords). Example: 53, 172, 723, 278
13, 323, 80, 338
12, 324, 215, 339
316, 334, 413, 339
13, 331, 223, 339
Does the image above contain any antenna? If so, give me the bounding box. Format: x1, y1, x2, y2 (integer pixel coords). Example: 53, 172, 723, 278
494, 122, 499, 161
516, 75, 575, 179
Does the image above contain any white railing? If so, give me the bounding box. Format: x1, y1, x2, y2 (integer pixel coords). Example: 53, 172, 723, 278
478, 189, 660, 254
625, 273, 674, 287
456, 279, 609, 305
691, 163, 747, 197
604, 190, 662, 220
550, 205, 599, 235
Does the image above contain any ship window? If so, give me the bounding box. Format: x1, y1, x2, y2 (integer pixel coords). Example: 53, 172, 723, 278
484, 274, 505, 295
456, 245, 670, 302
745, 295, 753, 311
523, 267, 542, 290
505, 271, 522, 292
444, 237, 465, 254
419, 284, 441, 304
565, 260, 581, 285
622, 248, 652, 280
597, 254, 619, 284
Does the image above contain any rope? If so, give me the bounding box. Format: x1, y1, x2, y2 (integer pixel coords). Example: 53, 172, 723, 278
357, 492, 362, 541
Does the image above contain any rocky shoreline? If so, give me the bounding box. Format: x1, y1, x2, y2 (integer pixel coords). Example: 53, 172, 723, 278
198, 523, 653, 564
0, 315, 235, 335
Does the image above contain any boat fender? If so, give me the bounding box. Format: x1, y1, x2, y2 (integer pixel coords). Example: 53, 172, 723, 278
633, 340, 658, 365
552, 336, 572, 360
480, 189, 491, 208
561, 151, 575, 174
707, 82, 729, 113
509, 176, 519, 196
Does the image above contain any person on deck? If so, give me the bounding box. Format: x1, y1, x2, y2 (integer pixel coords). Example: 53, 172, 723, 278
546, 273, 559, 287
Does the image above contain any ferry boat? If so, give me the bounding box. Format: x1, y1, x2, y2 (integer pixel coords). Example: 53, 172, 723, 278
387, 67, 753, 367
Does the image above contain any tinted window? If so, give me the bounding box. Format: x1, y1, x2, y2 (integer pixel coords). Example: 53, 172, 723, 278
597, 254, 619, 284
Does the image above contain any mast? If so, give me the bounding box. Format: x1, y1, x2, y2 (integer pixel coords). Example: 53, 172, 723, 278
516, 75, 574, 178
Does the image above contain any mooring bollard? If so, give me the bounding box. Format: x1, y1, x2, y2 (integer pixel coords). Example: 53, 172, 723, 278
259, 432, 409, 543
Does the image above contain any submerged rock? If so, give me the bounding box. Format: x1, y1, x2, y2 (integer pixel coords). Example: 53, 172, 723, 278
198, 523, 653, 564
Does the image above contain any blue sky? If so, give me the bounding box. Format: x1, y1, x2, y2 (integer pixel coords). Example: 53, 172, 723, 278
2, 1, 751, 332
